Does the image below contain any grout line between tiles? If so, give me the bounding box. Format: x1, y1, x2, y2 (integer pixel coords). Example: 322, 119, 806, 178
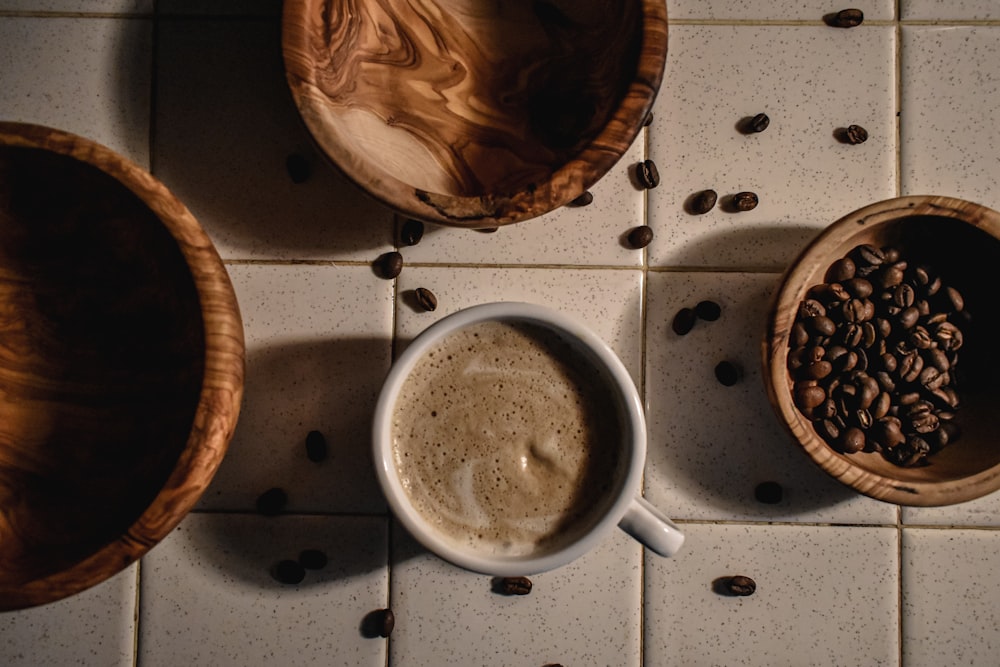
132, 559, 141, 667
893, 5, 905, 664
221, 259, 786, 273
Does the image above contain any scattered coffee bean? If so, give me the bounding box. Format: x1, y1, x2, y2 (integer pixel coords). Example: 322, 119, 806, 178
830, 8, 864, 27
414, 287, 438, 312
788, 244, 969, 467
477, 226, 499, 233
627, 225, 654, 249
747, 112, 770, 133
377, 609, 395, 637
695, 300, 722, 322
672, 307, 697, 335
273, 559, 305, 585
754, 481, 784, 504
727, 575, 756, 596
285, 153, 310, 184
305, 430, 328, 463
690, 189, 718, 215
715, 360, 742, 386
844, 124, 869, 145
375, 251, 403, 279
636, 159, 660, 189
500, 576, 533, 595
568, 190, 594, 207
256, 487, 288, 516
400, 218, 424, 246
643, 111, 654, 127
732, 192, 759, 212
299, 548, 328, 570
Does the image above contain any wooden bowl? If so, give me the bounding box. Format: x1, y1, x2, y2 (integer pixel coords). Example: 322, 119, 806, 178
0, 122, 245, 610
764, 196, 1000, 506
282, 0, 668, 227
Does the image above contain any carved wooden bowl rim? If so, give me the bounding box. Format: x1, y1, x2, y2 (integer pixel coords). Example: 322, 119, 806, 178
282, 0, 669, 227
0, 122, 245, 610
763, 195, 1000, 506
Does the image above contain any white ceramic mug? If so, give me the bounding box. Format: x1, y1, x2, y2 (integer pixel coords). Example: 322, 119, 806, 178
372, 302, 683, 576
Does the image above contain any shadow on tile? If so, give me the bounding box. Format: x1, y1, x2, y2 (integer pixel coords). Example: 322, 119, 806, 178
151, 16, 393, 260
656, 223, 823, 269
203, 337, 390, 514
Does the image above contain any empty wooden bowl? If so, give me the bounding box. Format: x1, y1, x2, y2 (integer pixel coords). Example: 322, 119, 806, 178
0, 122, 244, 610
282, 0, 668, 227
764, 195, 1000, 506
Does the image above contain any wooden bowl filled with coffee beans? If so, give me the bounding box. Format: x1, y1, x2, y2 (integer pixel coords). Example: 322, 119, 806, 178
764, 195, 1000, 506
0, 122, 245, 610
282, 0, 668, 227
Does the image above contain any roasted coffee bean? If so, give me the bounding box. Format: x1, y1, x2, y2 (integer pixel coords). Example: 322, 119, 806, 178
875, 370, 895, 393
919, 366, 945, 391
878, 264, 905, 289
799, 299, 827, 318
569, 190, 594, 207
841, 298, 868, 322
415, 287, 438, 312
747, 112, 770, 133
871, 417, 906, 450
256, 487, 288, 516
804, 360, 833, 380
696, 300, 722, 321
845, 124, 869, 144
791, 321, 810, 348
754, 481, 783, 504
831, 8, 864, 27
898, 306, 920, 329
860, 321, 877, 348
672, 307, 697, 335
715, 360, 742, 386
806, 345, 825, 363
839, 426, 866, 453
808, 315, 837, 337
691, 189, 718, 214
872, 391, 891, 419
727, 575, 757, 596
500, 576, 533, 595
817, 419, 840, 442
909, 326, 933, 349
794, 381, 826, 410
732, 191, 759, 211
644, 111, 654, 126
400, 218, 424, 246
854, 244, 886, 267
944, 286, 965, 311
816, 398, 838, 420
875, 318, 892, 339
285, 153, 310, 184
273, 559, 306, 585
627, 225, 654, 248
377, 609, 395, 637
926, 347, 950, 372
844, 277, 873, 298
840, 322, 863, 348
826, 257, 856, 283
375, 251, 404, 279
305, 430, 328, 463
636, 160, 660, 189
933, 321, 962, 351
299, 549, 328, 570
893, 283, 915, 308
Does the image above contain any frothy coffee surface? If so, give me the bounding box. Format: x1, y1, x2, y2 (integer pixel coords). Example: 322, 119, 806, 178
392, 320, 622, 558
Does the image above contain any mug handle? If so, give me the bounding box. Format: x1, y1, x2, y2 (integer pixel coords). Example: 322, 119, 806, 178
618, 495, 685, 557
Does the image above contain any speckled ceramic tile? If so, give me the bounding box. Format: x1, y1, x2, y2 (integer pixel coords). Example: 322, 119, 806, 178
645, 523, 900, 667
901, 528, 1000, 666
153, 17, 394, 261
647, 24, 897, 270
0, 565, 137, 666
138, 513, 388, 667
901, 489, 1000, 526
200, 264, 393, 513
0, 16, 151, 165
901, 1, 1000, 20
643, 271, 899, 523
0, 0, 150, 12
399, 137, 645, 266
900, 26, 1000, 210
393, 266, 643, 381
667, 1, 894, 21
388, 521, 641, 667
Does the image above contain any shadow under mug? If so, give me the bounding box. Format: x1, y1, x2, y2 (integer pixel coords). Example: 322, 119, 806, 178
372, 302, 684, 576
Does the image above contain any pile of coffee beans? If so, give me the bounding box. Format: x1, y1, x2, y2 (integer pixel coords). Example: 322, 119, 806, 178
787, 243, 968, 467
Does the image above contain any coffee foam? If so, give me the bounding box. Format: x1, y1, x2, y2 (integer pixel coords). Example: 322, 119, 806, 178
391, 320, 622, 557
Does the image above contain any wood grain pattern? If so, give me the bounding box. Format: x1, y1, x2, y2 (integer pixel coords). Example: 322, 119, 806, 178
283, 0, 668, 226
763, 195, 1000, 506
0, 122, 244, 610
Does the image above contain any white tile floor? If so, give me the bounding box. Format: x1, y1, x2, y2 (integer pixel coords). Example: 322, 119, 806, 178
1, 3, 999, 666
